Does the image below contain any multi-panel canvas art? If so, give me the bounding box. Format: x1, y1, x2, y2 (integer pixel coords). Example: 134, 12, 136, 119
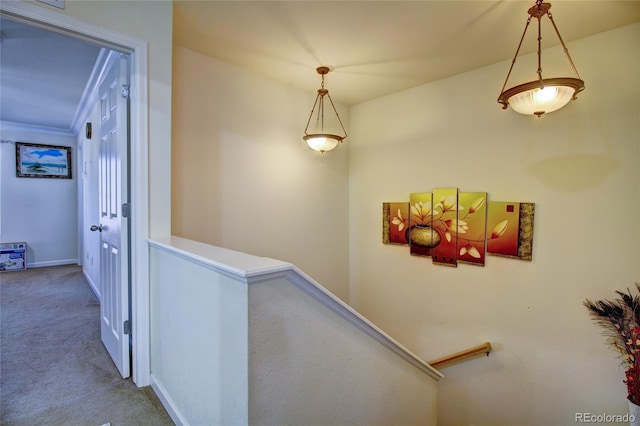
457, 192, 488, 266
382, 202, 410, 245
383, 188, 533, 267
486, 201, 535, 261
431, 188, 459, 267
409, 193, 434, 258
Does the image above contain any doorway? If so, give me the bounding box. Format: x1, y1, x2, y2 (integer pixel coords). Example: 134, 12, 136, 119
0, 1, 151, 386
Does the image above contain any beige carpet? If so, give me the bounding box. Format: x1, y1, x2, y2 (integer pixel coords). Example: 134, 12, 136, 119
0, 265, 173, 426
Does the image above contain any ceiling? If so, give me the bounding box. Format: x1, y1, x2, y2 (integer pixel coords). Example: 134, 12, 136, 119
0, 15, 102, 131
1, 1, 639, 132
174, 0, 640, 106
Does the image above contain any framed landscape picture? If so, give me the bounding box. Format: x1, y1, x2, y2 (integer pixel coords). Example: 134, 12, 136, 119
16, 142, 72, 179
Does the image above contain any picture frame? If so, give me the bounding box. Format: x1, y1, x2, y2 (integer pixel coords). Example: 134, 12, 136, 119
16, 142, 72, 179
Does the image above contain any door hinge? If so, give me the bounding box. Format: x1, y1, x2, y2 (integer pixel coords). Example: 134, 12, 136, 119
121, 84, 130, 99
123, 320, 131, 335
122, 203, 130, 218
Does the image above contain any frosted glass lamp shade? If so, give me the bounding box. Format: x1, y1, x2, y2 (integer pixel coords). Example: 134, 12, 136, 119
499, 78, 584, 117
303, 134, 342, 153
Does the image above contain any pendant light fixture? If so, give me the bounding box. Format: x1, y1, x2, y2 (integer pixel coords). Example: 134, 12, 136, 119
498, 0, 584, 117
303, 66, 347, 153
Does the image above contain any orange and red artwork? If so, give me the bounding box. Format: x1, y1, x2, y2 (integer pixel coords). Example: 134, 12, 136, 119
383, 189, 533, 267
382, 202, 410, 245
408, 193, 435, 258
487, 201, 535, 261
431, 188, 459, 267
457, 192, 488, 266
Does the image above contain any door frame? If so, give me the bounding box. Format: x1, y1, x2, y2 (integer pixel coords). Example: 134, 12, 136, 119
0, 1, 151, 386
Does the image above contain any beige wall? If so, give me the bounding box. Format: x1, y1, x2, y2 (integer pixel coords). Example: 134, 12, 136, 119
171, 19, 639, 423
348, 23, 640, 425
171, 47, 350, 300
249, 275, 438, 425
149, 237, 440, 424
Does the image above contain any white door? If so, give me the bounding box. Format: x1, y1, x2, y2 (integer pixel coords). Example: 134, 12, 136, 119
94, 54, 131, 378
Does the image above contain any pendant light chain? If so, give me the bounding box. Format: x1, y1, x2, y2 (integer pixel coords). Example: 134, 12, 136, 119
316, 71, 327, 132
536, 4, 543, 87
318, 95, 324, 132
315, 91, 324, 133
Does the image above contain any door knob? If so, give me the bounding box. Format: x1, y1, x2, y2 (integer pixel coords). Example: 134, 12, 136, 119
90, 224, 103, 232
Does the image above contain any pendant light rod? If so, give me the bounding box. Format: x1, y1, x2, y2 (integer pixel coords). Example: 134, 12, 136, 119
498, 13, 534, 98
545, 6, 582, 79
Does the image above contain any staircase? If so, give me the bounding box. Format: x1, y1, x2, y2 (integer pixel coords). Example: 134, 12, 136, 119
148, 236, 442, 425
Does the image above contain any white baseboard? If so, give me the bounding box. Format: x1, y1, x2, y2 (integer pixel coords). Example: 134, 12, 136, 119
82, 269, 101, 302
27, 259, 78, 268
151, 375, 189, 426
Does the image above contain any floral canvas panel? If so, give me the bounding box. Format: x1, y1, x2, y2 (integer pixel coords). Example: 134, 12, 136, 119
457, 192, 488, 266
431, 188, 459, 267
382, 202, 409, 245
487, 201, 535, 260
408, 193, 434, 258
487, 201, 520, 257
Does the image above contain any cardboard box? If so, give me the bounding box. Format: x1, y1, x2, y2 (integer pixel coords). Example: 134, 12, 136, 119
0, 242, 27, 271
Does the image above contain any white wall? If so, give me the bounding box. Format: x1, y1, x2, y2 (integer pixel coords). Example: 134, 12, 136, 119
39, 0, 174, 239
150, 242, 250, 425
348, 24, 640, 425
79, 101, 100, 295
249, 275, 439, 425
171, 47, 350, 301
149, 237, 440, 425
0, 127, 78, 267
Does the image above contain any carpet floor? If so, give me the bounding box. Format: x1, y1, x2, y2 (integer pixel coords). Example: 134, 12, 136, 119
0, 265, 174, 426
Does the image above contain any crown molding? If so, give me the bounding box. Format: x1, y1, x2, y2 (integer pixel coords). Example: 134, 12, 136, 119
0, 120, 75, 136
70, 48, 121, 135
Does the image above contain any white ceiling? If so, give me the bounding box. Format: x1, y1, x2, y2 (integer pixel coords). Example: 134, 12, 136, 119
1, 1, 639, 132
0, 15, 102, 131
174, 0, 640, 106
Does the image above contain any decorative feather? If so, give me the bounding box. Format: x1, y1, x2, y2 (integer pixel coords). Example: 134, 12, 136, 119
584, 284, 640, 405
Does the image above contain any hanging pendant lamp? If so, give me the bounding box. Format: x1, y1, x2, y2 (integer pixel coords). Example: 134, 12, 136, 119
498, 0, 585, 117
303, 66, 347, 153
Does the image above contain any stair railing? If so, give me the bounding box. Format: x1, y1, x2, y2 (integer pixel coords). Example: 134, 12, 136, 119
428, 342, 492, 369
